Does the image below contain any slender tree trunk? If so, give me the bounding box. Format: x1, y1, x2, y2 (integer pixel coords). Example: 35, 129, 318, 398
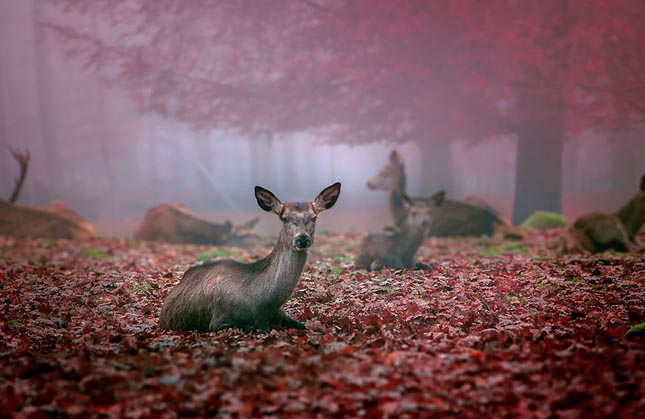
0, 51, 9, 198
33, 0, 58, 202
417, 139, 452, 196
512, 118, 564, 225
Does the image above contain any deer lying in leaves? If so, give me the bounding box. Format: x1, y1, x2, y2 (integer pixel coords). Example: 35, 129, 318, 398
355, 191, 444, 271
367, 149, 520, 238
0, 148, 95, 239
134, 204, 259, 246
159, 183, 341, 332
564, 175, 645, 253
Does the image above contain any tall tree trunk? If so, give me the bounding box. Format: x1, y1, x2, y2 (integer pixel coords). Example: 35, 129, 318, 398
33, 0, 58, 202
512, 118, 564, 225
417, 139, 452, 196
609, 131, 638, 192
0, 52, 9, 199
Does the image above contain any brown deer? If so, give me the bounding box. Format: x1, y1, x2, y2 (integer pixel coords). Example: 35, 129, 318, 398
133, 204, 260, 245
355, 191, 444, 271
367, 150, 408, 229
367, 149, 519, 238
564, 175, 645, 253
0, 148, 95, 239
158, 182, 341, 332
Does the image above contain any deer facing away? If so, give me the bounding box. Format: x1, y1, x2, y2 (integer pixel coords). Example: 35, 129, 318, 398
158, 182, 341, 332
355, 191, 444, 271
564, 175, 644, 253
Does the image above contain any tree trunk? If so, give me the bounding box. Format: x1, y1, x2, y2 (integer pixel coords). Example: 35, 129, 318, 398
33, 0, 58, 202
609, 131, 639, 192
512, 119, 564, 225
0, 57, 9, 198
417, 139, 452, 196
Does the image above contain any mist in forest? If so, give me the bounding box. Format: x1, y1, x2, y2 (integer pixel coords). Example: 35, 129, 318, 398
1, 0, 643, 237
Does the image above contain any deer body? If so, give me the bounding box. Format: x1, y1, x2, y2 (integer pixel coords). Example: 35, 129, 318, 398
159, 183, 341, 332
367, 150, 518, 238
0, 148, 96, 239
355, 191, 443, 271
565, 175, 644, 253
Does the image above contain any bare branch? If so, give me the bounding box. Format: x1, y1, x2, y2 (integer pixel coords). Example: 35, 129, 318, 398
8, 147, 30, 203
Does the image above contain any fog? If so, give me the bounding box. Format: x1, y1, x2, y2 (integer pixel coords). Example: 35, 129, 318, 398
1, 0, 643, 237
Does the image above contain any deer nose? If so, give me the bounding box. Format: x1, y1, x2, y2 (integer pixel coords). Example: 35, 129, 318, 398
421, 220, 430, 228
295, 234, 312, 249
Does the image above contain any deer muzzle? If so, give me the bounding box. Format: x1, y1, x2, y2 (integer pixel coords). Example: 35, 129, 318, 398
294, 234, 312, 250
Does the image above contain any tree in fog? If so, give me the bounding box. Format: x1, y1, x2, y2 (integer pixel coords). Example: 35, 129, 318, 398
49, 0, 645, 222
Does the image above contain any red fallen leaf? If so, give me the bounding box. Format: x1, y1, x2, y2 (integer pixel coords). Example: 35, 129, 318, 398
319, 333, 335, 345
470, 349, 487, 362
380, 400, 399, 415
319, 374, 342, 388
383, 351, 401, 367
300, 305, 315, 320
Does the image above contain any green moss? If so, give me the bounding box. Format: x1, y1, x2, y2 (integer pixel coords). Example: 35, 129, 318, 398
626, 323, 645, 338
129, 283, 150, 294
335, 255, 353, 264
78, 248, 110, 259
331, 266, 343, 275
521, 211, 567, 230
197, 248, 238, 262
482, 243, 528, 257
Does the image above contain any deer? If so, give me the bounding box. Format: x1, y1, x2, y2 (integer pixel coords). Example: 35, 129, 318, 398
158, 182, 341, 332
1, 147, 95, 239
564, 174, 645, 253
355, 191, 444, 271
367, 149, 520, 238
367, 150, 408, 229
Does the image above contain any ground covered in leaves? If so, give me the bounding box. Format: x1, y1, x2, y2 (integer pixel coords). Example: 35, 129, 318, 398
1, 230, 644, 418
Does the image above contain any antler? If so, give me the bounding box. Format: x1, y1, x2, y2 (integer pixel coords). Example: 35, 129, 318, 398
8, 147, 30, 203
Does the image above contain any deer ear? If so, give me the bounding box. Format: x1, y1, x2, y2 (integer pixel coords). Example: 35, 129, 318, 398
389, 150, 400, 163
255, 186, 283, 214
313, 182, 341, 213
640, 174, 645, 192
432, 190, 446, 206
400, 192, 414, 209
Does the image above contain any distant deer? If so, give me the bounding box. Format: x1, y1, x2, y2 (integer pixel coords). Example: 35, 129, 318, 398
367, 150, 408, 229
367, 149, 519, 238
355, 191, 444, 271
564, 175, 644, 253
159, 182, 341, 332
0, 148, 95, 239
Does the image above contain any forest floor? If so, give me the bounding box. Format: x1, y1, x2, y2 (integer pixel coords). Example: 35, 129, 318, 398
1, 230, 644, 418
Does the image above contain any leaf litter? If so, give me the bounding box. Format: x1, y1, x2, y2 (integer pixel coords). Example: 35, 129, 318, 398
0, 230, 643, 418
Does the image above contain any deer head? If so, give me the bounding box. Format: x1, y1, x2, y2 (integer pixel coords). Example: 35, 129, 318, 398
401, 190, 445, 233
367, 150, 406, 192
255, 182, 341, 251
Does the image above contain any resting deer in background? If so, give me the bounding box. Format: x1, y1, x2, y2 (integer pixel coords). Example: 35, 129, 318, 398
367, 149, 520, 238
355, 191, 444, 271
0, 147, 95, 239
159, 182, 341, 332
564, 175, 644, 253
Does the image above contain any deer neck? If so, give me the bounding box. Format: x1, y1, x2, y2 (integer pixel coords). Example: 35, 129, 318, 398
397, 224, 427, 255
615, 195, 644, 240
258, 231, 308, 305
